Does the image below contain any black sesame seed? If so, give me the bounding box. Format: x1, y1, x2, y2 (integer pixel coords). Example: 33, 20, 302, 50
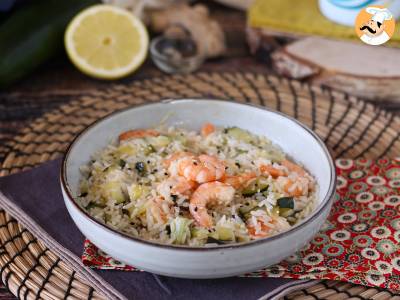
119, 159, 126, 168
193, 162, 198, 166
164, 172, 168, 176
166, 225, 171, 235
194, 207, 198, 212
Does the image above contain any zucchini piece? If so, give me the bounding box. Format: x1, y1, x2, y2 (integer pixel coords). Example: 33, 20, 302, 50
143, 144, 156, 155
238, 200, 259, 220
79, 179, 89, 195
242, 179, 269, 197
85, 201, 106, 210
174, 134, 187, 145
128, 184, 149, 202
117, 144, 136, 156
277, 197, 294, 209
97, 169, 127, 204
208, 230, 220, 240
206, 237, 227, 245
128, 201, 148, 218
0, 0, 97, 88
170, 217, 192, 245
225, 127, 253, 143
235, 149, 248, 155
258, 149, 285, 162
191, 228, 209, 240
238, 201, 258, 215
102, 181, 126, 204
105, 213, 112, 223
279, 208, 293, 217
146, 135, 171, 148
237, 235, 250, 243
216, 226, 235, 241
271, 206, 280, 216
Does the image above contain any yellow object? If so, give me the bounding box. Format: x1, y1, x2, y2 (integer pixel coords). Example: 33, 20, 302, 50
248, 0, 400, 47
65, 4, 149, 79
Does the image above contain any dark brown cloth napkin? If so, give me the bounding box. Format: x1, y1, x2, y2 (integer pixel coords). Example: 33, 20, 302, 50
0, 159, 317, 300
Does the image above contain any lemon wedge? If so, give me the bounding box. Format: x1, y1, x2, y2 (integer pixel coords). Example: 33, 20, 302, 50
65, 5, 148, 79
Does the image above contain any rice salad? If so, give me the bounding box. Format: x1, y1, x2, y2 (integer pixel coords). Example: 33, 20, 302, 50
78, 123, 317, 246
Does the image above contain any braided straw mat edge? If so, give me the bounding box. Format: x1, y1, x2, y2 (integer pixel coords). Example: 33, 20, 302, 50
0, 72, 400, 300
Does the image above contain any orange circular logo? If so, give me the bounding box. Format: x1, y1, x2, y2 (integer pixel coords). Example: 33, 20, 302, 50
355, 5, 395, 46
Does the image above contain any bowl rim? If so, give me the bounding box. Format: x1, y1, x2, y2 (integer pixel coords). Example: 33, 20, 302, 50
61, 98, 336, 251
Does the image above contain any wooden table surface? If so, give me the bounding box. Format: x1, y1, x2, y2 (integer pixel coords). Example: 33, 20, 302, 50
0, 2, 399, 299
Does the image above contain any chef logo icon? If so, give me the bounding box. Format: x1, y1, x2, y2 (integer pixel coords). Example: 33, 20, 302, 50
355, 6, 395, 46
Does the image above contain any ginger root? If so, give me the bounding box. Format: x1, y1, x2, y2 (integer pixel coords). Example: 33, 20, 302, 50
102, 0, 184, 21
150, 3, 226, 58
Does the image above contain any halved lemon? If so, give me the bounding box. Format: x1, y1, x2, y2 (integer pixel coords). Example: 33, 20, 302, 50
65, 5, 149, 79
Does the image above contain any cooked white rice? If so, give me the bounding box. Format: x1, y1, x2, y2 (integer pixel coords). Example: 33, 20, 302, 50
78, 124, 317, 246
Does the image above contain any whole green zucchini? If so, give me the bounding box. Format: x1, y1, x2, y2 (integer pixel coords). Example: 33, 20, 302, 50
0, 0, 97, 89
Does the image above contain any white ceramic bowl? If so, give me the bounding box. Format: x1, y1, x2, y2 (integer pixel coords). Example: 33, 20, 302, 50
61, 99, 336, 279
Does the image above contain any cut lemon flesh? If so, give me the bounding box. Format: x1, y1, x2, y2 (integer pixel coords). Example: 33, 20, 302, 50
65, 5, 148, 79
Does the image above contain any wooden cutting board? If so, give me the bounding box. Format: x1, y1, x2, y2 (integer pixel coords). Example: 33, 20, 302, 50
247, 29, 400, 102
272, 37, 400, 102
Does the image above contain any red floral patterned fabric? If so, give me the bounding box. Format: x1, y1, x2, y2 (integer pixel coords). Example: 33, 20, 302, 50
82, 158, 400, 290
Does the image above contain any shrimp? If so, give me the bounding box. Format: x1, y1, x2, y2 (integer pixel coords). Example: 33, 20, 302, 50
189, 182, 235, 228
163, 151, 194, 168
247, 214, 290, 239
247, 220, 272, 239
246, 210, 274, 239
260, 164, 286, 178
201, 123, 215, 137
281, 159, 306, 176
277, 176, 307, 197
282, 160, 316, 192
157, 176, 198, 200
223, 172, 257, 189
170, 154, 226, 184
119, 129, 159, 141
148, 197, 168, 224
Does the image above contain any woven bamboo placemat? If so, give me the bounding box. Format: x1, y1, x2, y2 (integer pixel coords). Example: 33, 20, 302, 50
0, 72, 400, 300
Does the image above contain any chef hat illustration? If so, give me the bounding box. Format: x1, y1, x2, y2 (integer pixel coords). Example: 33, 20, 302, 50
366, 7, 393, 24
